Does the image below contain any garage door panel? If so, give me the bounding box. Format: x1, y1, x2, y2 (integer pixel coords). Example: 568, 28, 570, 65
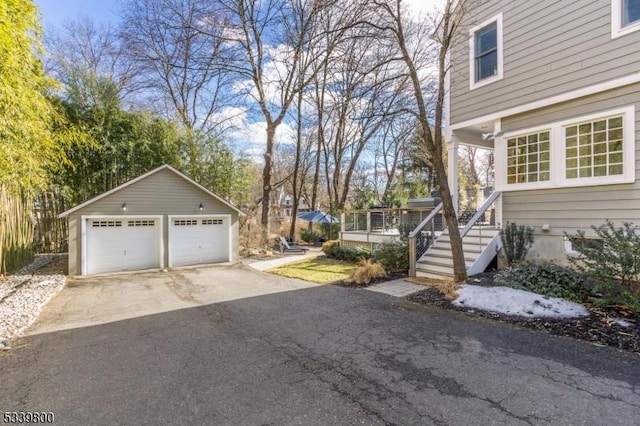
170, 216, 229, 267
85, 217, 161, 275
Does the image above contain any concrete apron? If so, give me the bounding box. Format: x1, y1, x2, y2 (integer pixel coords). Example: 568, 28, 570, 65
28, 264, 318, 336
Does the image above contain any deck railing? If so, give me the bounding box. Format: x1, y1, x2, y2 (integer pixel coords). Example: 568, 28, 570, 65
341, 207, 437, 235
408, 203, 444, 277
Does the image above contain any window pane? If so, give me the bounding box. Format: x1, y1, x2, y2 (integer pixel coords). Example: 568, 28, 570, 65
594, 131, 606, 143
566, 126, 577, 137
540, 141, 549, 152
594, 143, 607, 154
579, 123, 592, 133
566, 169, 577, 179
594, 166, 607, 177
579, 135, 591, 145
594, 154, 606, 165
623, 0, 640, 26
566, 159, 577, 168
528, 173, 538, 182
566, 148, 577, 158
609, 116, 623, 128
566, 137, 577, 147
540, 132, 549, 141
593, 120, 606, 131
476, 23, 497, 54
476, 51, 497, 80
610, 164, 623, 175
579, 167, 592, 178
540, 171, 550, 181
609, 129, 623, 140
609, 152, 623, 163
610, 140, 623, 151
507, 139, 516, 148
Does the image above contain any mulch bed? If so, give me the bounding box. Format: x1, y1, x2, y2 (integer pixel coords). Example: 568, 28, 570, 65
406, 271, 640, 354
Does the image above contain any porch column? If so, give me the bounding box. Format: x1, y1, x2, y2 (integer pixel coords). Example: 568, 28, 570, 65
447, 136, 459, 215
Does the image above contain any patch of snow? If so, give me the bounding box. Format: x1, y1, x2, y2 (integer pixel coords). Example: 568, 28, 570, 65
612, 318, 633, 328
453, 285, 589, 319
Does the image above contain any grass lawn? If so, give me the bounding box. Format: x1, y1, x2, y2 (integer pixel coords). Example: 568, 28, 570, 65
267, 256, 356, 284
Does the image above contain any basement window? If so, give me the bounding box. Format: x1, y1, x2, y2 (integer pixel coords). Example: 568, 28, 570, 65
564, 235, 604, 257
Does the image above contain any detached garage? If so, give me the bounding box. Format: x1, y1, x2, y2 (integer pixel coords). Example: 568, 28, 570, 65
60, 165, 243, 276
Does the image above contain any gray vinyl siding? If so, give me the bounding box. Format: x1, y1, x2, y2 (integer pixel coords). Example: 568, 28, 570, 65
450, 0, 640, 125
499, 84, 640, 263
67, 168, 240, 275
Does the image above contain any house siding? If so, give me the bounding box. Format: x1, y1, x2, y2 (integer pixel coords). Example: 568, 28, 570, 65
500, 83, 640, 263
67, 168, 240, 275
450, 0, 640, 125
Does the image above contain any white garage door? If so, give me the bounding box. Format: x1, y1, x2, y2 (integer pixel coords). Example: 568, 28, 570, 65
85, 217, 161, 275
170, 216, 230, 267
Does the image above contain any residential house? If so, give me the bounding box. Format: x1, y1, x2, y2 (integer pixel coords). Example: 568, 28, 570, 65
446, 0, 640, 263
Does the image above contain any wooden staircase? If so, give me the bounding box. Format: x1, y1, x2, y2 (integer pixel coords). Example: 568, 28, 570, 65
408, 192, 502, 279
415, 225, 500, 279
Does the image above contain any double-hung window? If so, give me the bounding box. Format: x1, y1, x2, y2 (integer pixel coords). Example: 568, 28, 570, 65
497, 106, 635, 191
469, 13, 503, 90
612, 0, 640, 37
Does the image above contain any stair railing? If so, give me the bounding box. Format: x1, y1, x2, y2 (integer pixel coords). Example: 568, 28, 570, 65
459, 191, 501, 250
408, 203, 443, 277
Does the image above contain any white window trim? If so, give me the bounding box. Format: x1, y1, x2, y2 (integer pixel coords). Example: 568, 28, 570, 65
612, 0, 640, 38
469, 13, 504, 91
495, 106, 636, 192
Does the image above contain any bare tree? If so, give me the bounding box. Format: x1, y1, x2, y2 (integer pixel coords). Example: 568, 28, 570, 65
120, 0, 239, 178
373, 0, 470, 282
218, 0, 347, 245
45, 18, 140, 105
314, 22, 411, 211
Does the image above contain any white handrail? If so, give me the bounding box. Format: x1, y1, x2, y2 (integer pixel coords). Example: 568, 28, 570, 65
408, 203, 443, 238
460, 191, 501, 239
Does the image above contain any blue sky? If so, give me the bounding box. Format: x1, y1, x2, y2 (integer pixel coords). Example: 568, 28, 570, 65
35, 0, 120, 28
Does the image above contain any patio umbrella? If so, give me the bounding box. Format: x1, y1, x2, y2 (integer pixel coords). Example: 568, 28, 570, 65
297, 210, 339, 223
297, 210, 339, 240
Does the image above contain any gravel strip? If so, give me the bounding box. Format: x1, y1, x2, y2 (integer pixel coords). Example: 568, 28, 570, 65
0, 255, 67, 347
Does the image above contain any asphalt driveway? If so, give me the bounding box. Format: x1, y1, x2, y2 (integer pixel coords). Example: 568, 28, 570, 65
28, 264, 318, 335
2, 267, 639, 425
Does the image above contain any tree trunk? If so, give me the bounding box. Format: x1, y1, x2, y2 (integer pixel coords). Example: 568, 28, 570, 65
261, 125, 276, 246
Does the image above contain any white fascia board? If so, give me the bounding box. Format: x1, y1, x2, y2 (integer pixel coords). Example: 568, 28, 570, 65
451, 72, 640, 131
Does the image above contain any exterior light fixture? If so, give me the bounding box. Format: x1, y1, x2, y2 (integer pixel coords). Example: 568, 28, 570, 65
199, 203, 204, 211
121, 202, 127, 212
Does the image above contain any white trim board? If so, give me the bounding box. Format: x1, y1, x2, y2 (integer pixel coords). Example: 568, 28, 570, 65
60, 164, 244, 218
450, 72, 640, 131
469, 13, 504, 91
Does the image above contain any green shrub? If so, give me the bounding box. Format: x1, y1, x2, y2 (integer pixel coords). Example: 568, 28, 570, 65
300, 228, 320, 244
372, 240, 409, 273
567, 220, 640, 287
322, 241, 371, 262
494, 263, 590, 302
322, 240, 340, 256
500, 222, 534, 265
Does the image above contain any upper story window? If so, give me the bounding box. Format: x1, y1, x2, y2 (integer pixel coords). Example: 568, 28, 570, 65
469, 13, 503, 90
612, 0, 640, 38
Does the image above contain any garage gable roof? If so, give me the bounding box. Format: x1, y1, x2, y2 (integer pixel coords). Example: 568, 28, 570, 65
59, 164, 245, 218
